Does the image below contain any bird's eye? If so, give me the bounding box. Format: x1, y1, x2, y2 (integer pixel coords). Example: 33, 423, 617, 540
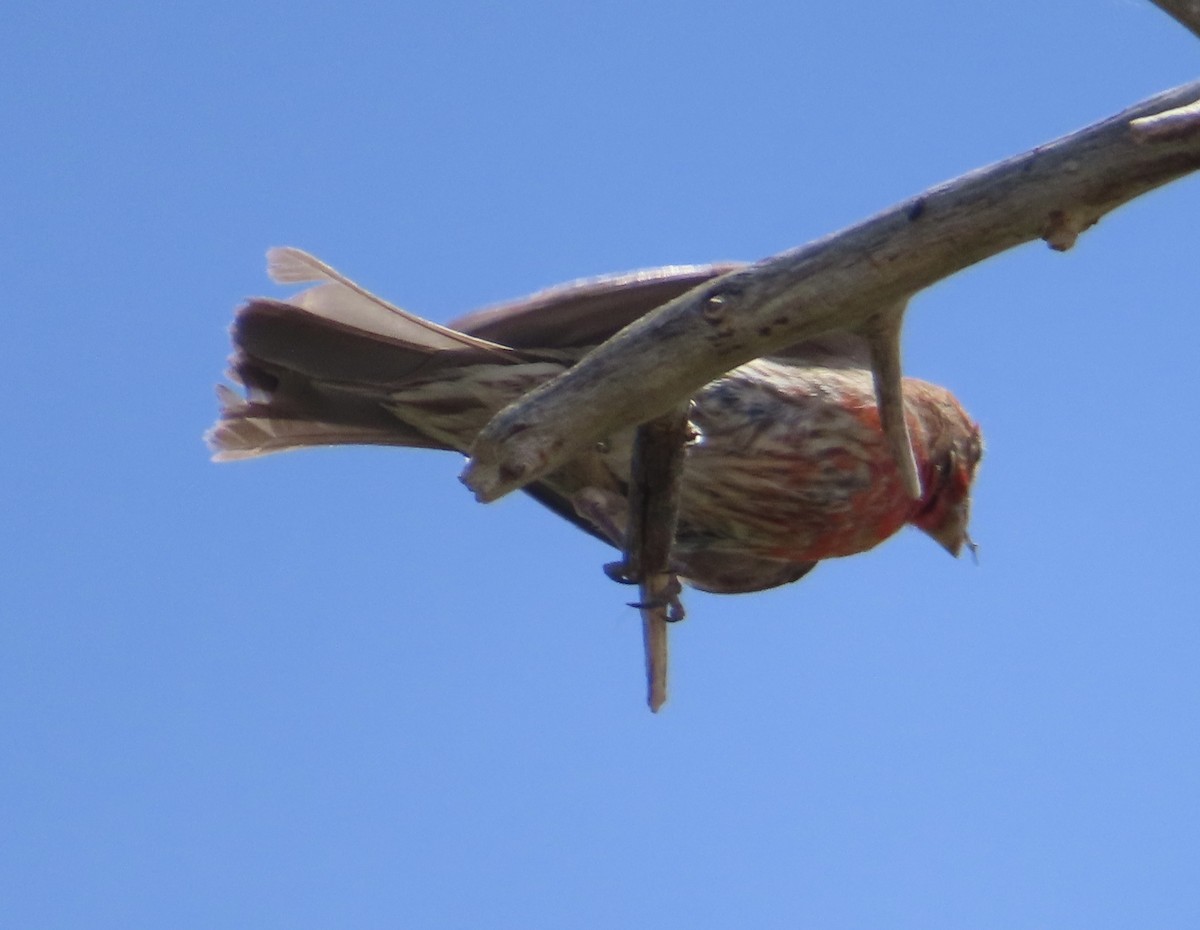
937, 449, 957, 481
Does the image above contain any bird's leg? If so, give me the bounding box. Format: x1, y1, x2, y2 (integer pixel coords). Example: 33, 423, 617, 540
573, 487, 679, 608
571, 487, 630, 564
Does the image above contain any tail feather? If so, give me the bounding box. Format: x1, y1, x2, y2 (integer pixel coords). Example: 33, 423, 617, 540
208, 248, 728, 463
231, 297, 493, 387
208, 402, 445, 462
208, 248, 521, 462
265, 247, 516, 357
207, 366, 450, 462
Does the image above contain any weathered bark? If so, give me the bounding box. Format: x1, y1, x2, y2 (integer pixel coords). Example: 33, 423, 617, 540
462, 81, 1200, 504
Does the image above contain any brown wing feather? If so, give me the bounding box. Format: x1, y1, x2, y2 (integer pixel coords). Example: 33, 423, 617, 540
450, 262, 874, 369
451, 264, 745, 349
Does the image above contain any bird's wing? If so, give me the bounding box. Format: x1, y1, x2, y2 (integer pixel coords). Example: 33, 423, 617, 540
451, 260, 875, 369
450, 263, 745, 349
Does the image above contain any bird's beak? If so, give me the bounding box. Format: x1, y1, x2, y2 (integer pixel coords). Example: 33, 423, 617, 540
927, 500, 970, 558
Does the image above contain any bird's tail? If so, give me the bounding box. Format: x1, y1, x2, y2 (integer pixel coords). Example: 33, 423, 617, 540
206, 248, 526, 461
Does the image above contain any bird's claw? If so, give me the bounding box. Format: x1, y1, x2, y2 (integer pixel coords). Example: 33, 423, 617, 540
605, 562, 686, 621
627, 575, 685, 622
603, 560, 638, 585
627, 596, 686, 623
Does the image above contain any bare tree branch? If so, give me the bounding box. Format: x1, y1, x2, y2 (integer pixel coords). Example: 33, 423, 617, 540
1151, 0, 1200, 39
461, 81, 1200, 503
1131, 98, 1200, 142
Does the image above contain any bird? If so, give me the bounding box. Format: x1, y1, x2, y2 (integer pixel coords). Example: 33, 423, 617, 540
208, 248, 982, 594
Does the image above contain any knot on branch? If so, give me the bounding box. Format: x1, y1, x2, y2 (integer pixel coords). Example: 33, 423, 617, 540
1041, 209, 1098, 252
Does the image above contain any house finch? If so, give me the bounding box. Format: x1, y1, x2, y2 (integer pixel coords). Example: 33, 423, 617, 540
209, 248, 981, 594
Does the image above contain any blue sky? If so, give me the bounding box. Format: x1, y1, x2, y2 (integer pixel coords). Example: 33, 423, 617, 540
4, 2, 1200, 927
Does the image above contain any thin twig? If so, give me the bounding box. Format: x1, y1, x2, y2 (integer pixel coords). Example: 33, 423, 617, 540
862, 300, 920, 500
621, 406, 690, 712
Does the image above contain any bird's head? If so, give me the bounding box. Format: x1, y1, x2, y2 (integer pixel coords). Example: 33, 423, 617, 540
910, 400, 983, 558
